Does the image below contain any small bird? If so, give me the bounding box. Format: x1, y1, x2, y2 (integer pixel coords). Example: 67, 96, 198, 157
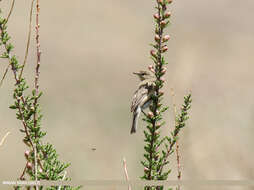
131, 71, 156, 134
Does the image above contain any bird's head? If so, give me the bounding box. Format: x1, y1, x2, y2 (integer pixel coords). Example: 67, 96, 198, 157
133, 70, 154, 81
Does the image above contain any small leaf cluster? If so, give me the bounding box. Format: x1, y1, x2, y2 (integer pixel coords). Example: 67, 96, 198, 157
173, 94, 192, 137
0, 9, 80, 190
24, 143, 81, 190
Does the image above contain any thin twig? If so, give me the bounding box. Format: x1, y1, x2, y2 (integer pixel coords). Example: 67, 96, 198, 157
123, 158, 131, 190
57, 171, 67, 190
170, 88, 181, 190
6, 0, 15, 23
0, 131, 10, 147
19, 0, 34, 80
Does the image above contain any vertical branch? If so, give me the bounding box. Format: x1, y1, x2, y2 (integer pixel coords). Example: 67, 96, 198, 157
147, 0, 161, 180
142, 0, 172, 185
34, 0, 41, 113
33, 0, 41, 188
148, 0, 168, 180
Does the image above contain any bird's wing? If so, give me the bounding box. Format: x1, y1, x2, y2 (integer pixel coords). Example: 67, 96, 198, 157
131, 86, 148, 112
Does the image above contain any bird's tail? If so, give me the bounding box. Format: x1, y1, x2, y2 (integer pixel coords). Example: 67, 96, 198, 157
131, 107, 140, 134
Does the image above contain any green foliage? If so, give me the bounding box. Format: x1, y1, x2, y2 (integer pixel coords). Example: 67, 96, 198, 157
141, 1, 192, 190
0, 8, 81, 190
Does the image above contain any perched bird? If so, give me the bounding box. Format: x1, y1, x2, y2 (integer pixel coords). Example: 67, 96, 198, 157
131, 71, 156, 134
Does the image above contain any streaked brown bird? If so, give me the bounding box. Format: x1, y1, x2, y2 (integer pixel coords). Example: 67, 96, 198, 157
131, 71, 156, 134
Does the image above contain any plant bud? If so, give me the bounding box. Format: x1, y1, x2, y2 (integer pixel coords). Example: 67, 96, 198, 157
157, 0, 163, 4
161, 45, 168, 52
161, 77, 166, 82
148, 65, 153, 70
163, 35, 170, 42
148, 111, 154, 118
156, 122, 161, 129
148, 65, 155, 73
154, 34, 160, 42
144, 167, 149, 172
24, 150, 30, 158
150, 50, 157, 57
157, 103, 162, 107
27, 162, 33, 170
160, 20, 166, 27
159, 91, 164, 96
161, 67, 167, 74
153, 13, 160, 20
164, 11, 171, 18
39, 168, 43, 173
166, 0, 173, 4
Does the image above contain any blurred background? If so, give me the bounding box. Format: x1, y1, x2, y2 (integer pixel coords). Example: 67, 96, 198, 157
0, 0, 254, 189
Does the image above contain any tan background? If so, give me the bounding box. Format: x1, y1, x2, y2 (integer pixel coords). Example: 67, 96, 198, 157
0, 0, 254, 189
